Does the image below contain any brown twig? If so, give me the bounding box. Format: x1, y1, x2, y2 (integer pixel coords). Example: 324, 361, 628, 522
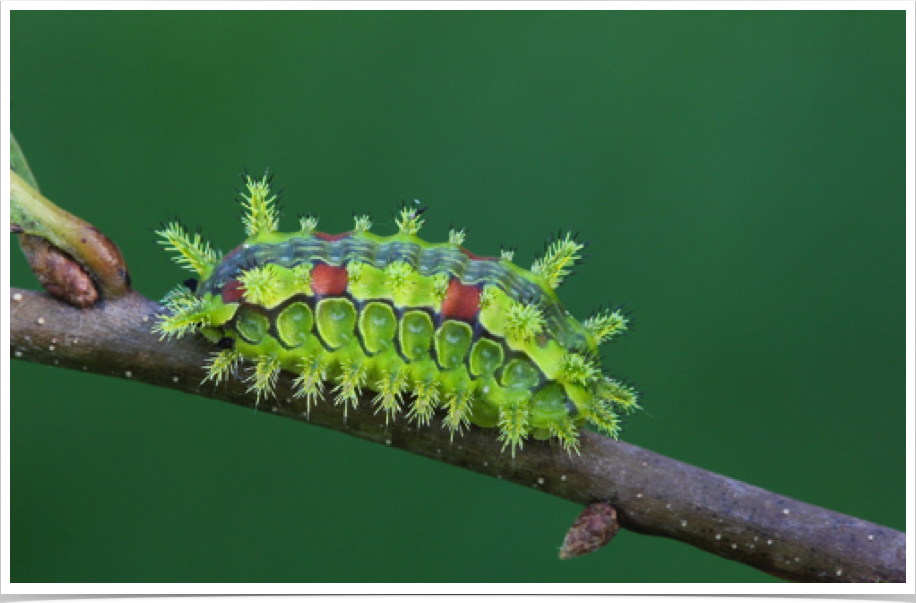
9, 287, 906, 583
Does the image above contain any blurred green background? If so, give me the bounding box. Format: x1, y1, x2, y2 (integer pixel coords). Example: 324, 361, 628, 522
10, 10, 904, 583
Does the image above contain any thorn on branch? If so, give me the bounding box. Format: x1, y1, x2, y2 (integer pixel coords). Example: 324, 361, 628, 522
559, 501, 620, 560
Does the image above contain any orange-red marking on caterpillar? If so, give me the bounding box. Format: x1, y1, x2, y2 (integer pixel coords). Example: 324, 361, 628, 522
441, 278, 481, 322
221, 279, 245, 302
311, 262, 349, 296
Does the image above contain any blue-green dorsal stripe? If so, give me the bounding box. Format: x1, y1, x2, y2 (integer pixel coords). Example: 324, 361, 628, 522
200, 233, 585, 348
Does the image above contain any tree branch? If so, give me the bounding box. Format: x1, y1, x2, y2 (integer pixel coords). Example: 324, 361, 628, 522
9, 287, 906, 583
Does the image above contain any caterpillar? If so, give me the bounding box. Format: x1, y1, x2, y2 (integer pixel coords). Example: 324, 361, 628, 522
154, 172, 639, 455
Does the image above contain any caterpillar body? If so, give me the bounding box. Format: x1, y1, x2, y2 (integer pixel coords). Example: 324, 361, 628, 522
155, 173, 639, 455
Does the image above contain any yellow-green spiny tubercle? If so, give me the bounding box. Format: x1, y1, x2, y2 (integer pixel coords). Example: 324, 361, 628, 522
154, 171, 639, 456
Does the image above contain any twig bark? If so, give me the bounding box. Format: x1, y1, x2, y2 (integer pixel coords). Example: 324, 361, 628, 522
9, 287, 906, 583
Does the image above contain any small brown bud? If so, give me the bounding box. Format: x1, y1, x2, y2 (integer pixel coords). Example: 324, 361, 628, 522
559, 501, 620, 559
18, 234, 98, 308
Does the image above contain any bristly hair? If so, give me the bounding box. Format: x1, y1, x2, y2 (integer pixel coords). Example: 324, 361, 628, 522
395, 201, 427, 236
503, 297, 546, 342
240, 169, 279, 237
530, 230, 587, 290
583, 303, 631, 345
155, 221, 220, 276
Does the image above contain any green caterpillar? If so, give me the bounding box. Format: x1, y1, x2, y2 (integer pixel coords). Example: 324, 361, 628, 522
154, 173, 639, 455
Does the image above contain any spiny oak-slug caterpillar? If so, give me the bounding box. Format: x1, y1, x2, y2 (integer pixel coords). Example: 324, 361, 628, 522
154, 171, 639, 455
